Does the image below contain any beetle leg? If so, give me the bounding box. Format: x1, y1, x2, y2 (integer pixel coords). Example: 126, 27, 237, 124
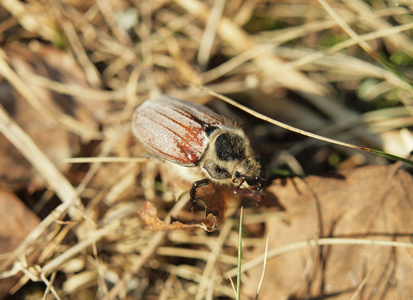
190, 178, 210, 207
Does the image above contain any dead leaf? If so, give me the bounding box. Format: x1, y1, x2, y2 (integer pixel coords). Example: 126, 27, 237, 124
139, 200, 225, 232
245, 164, 413, 299
0, 191, 40, 298
139, 201, 186, 231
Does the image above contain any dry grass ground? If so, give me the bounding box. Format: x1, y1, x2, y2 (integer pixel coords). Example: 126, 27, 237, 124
0, 0, 413, 299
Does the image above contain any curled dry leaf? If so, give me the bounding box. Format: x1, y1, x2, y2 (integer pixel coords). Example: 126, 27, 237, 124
139, 201, 217, 232
139, 201, 186, 231
245, 164, 413, 299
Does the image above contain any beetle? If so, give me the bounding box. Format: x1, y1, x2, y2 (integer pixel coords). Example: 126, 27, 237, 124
131, 95, 264, 205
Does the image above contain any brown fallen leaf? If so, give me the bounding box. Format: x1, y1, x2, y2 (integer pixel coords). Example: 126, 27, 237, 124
139, 201, 186, 231
245, 164, 413, 299
0, 191, 40, 298
139, 200, 221, 232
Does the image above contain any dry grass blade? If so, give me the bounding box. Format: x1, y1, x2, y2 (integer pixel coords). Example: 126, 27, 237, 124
255, 233, 269, 300
47, 0, 101, 87
65, 157, 149, 163
0, 51, 102, 140
227, 238, 413, 278
40, 271, 59, 300
197, 0, 226, 71
349, 251, 384, 300
197, 85, 413, 165
108, 195, 190, 299
195, 220, 232, 300
177, 0, 334, 104
319, 0, 413, 94
0, 105, 83, 217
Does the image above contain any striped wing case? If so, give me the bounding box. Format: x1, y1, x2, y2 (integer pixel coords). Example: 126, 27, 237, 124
132, 95, 235, 166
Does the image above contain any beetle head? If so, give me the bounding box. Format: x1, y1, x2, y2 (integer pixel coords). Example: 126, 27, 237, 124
232, 157, 264, 200
202, 129, 265, 201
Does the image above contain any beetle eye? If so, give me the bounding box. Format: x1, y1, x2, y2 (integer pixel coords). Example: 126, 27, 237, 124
246, 176, 261, 186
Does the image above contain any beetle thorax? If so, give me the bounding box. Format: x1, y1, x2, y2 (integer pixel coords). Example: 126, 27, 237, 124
199, 128, 260, 187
